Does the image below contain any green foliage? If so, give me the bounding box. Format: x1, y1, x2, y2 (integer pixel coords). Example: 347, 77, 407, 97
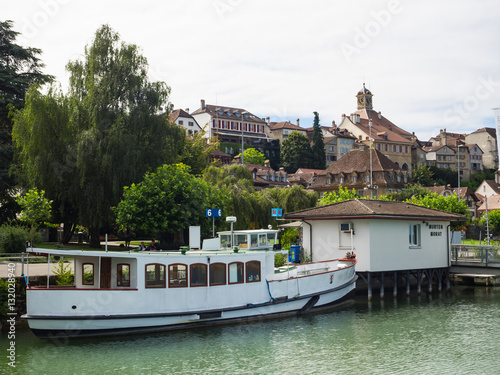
242, 148, 266, 165
407, 192, 468, 216
281, 227, 299, 249
411, 165, 434, 186
114, 163, 228, 243
0, 20, 53, 225
310, 112, 326, 170
179, 130, 215, 175
429, 166, 458, 187
15, 188, 52, 245
479, 210, 500, 235
274, 253, 287, 267
12, 25, 185, 246
461, 170, 496, 192
0, 224, 31, 253
380, 184, 431, 202
319, 187, 360, 205
280, 131, 312, 173
54, 259, 74, 286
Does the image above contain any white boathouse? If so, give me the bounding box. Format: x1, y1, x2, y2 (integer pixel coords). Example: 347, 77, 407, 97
285, 199, 466, 299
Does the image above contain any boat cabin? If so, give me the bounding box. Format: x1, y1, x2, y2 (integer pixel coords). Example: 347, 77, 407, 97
202, 229, 279, 251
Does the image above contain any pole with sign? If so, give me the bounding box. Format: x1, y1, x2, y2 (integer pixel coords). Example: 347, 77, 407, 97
206, 209, 221, 237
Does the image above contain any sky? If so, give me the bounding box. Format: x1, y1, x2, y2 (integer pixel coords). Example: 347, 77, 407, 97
4, 0, 500, 140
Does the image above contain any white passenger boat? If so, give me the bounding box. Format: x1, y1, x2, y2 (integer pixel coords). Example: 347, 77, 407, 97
22, 228, 356, 338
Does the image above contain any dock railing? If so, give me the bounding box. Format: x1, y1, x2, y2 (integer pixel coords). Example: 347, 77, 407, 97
451, 244, 500, 265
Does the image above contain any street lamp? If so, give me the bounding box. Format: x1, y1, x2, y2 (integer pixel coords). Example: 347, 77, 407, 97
457, 145, 463, 201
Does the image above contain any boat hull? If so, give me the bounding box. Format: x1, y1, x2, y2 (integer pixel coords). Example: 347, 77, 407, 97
25, 277, 356, 339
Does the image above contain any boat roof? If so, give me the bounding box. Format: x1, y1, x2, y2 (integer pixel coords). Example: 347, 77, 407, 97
27, 247, 284, 258
217, 229, 279, 235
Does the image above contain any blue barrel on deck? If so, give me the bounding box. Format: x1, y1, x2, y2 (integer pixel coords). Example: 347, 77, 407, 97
289, 245, 300, 263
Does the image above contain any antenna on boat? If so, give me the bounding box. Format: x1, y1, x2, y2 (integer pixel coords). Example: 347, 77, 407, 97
226, 216, 237, 248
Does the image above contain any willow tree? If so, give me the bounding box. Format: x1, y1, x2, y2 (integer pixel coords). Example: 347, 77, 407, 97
13, 25, 184, 247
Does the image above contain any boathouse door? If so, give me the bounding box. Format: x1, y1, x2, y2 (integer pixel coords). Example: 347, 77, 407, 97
100, 257, 112, 289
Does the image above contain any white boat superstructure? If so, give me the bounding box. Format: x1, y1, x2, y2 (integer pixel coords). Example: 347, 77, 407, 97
22, 229, 356, 338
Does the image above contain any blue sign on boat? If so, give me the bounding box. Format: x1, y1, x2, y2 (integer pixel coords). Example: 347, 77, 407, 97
206, 209, 222, 218
271, 208, 283, 217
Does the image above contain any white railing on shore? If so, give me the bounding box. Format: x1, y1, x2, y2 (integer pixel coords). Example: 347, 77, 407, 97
451, 244, 500, 265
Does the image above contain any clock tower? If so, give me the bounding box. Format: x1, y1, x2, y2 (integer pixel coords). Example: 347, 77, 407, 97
356, 83, 373, 110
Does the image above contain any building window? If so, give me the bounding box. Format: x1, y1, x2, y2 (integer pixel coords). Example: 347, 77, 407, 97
329, 146, 334, 151
409, 224, 421, 247
117, 263, 130, 287
82, 263, 94, 285
179, 120, 183, 125
145, 263, 166, 288
210, 263, 226, 286
190, 264, 207, 287
229, 262, 244, 284
246, 261, 261, 282
169, 264, 187, 287
188, 121, 193, 126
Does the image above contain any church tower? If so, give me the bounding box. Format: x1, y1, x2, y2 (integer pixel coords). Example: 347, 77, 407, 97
356, 83, 373, 110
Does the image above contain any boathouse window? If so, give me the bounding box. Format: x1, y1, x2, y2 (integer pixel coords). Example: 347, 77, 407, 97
145, 263, 166, 288
190, 264, 207, 287
117, 263, 130, 287
210, 263, 226, 285
82, 263, 94, 285
246, 261, 261, 283
409, 224, 421, 247
250, 234, 259, 248
229, 262, 244, 284
169, 264, 187, 287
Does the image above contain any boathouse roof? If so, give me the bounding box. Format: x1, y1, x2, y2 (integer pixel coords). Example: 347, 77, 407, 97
284, 199, 466, 221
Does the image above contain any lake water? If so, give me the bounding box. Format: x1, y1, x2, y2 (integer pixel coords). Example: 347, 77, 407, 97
3, 286, 500, 374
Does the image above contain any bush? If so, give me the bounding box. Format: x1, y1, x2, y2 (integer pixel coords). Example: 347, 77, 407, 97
0, 224, 34, 253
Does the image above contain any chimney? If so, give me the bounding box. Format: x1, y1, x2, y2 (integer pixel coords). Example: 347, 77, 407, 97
332, 120, 336, 127
201, 99, 205, 110
185, 108, 189, 113
279, 167, 285, 172
266, 117, 270, 124
264, 160, 270, 167
378, 111, 382, 119
297, 118, 300, 126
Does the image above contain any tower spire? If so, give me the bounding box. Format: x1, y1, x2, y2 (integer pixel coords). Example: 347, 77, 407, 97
356, 84, 373, 110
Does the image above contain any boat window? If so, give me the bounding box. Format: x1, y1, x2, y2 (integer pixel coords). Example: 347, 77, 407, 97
246, 261, 261, 283
235, 234, 247, 248
259, 234, 267, 247
190, 264, 207, 287
228, 262, 244, 284
82, 263, 94, 285
169, 264, 187, 287
220, 234, 231, 248
117, 263, 130, 287
210, 263, 226, 286
267, 233, 276, 246
250, 234, 259, 248
145, 263, 166, 288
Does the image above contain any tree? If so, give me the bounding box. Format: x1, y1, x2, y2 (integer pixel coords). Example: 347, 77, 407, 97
479, 210, 500, 235
310, 112, 326, 169
280, 130, 312, 173
179, 130, 215, 175
380, 184, 430, 202
15, 188, 52, 246
429, 166, 457, 187
114, 164, 228, 246
411, 165, 434, 186
13, 25, 185, 247
318, 187, 359, 205
241, 148, 266, 166
0, 20, 53, 223
407, 193, 468, 216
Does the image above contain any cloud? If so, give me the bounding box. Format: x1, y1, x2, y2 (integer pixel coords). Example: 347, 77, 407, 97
4, 0, 500, 140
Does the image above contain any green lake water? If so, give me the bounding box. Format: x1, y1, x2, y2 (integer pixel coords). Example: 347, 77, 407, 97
2, 286, 500, 374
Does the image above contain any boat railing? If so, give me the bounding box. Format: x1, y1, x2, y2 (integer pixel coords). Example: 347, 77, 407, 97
451, 244, 500, 265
